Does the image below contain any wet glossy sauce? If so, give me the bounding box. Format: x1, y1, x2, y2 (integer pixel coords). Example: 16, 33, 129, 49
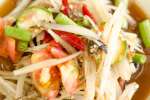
0, 0, 17, 17
128, 0, 146, 22
129, 1, 150, 99
132, 55, 150, 100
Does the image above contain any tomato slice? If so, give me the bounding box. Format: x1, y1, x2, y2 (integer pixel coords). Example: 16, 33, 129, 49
32, 67, 60, 99
31, 49, 61, 99
46, 67, 60, 99
0, 39, 8, 58
31, 49, 52, 63
0, 17, 4, 39
48, 44, 79, 95
5, 37, 17, 63
47, 40, 66, 58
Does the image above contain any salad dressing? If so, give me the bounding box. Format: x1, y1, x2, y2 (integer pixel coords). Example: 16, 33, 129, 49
129, 0, 150, 21
128, 1, 150, 98
132, 55, 150, 100
0, 0, 17, 17
131, 51, 150, 98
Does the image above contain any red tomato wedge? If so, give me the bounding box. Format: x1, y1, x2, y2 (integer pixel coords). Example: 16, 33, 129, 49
0, 18, 9, 58
0, 37, 21, 63
48, 43, 79, 95
5, 37, 17, 63
47, 40, 67, 58
0, 17, 4, 39
31, 49, 61, 99
58, 61, 79, 95
31, 49, 52, 63
54, 30, 85, 51
46, 67, 60, 99
0, 39, 8, 58
49, 46, 67, 58
32, 67, 60, 99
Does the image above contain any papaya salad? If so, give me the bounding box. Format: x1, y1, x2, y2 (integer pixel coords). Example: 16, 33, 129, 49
0, 0, 148, 100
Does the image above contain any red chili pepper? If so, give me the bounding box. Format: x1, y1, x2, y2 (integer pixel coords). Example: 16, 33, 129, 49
61, 0, 69, 15
61, 7, 69, 15
82, 4, 95, 22
62, 0, 69, 6
54, 30, 85, 51
43, 31, 53, 43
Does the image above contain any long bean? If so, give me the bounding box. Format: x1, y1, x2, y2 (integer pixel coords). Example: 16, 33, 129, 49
139, 19, 150, 48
